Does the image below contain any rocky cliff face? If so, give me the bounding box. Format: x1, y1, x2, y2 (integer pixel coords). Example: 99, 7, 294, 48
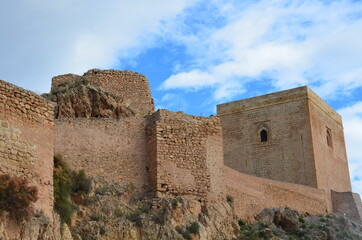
42, 79, 135, 119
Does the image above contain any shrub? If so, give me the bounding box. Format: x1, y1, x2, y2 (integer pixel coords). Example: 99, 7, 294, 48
114, 208, 123, 217
99, 225, 106, 235
53, 156, 92, 224
71, 170, 91, 195
187, 221, 200, 235
226, 195, 234, 204
0, 174, 38, 221
126, 210, 142, 227
171, 198, 179, 209
175, 226, 192, 240
238, 219, 245, 226
53, 156, 74, 224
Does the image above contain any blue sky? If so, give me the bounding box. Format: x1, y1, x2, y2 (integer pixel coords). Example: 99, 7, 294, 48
0, 0, 361, 196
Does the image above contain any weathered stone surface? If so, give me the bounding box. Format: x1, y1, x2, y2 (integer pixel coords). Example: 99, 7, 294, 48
50, 69, 155, 117
0, 79, 54, 218
0, 213, 61, 240
43, 81, 135, 119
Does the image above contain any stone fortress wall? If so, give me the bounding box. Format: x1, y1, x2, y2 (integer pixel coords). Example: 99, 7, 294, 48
0, 80, 54, 218
146, 109, 224, 203
54, 117, 150, 194
224, 167, 328, 220
1, 69, 361, 223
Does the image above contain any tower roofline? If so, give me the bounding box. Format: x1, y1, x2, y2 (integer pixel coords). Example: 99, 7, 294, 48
217, 86, 342, 126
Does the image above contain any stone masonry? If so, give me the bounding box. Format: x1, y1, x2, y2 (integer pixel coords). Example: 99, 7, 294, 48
217, 86, 359, 218
146, 110, 224, 202
0, 79, 54, 218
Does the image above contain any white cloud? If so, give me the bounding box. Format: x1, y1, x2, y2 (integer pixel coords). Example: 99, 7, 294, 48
0, 0, 195, 92
160, 0, 362, 101
338, 102, 362, 195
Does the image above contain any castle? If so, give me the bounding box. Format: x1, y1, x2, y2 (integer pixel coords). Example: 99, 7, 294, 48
0, 69, 361, 224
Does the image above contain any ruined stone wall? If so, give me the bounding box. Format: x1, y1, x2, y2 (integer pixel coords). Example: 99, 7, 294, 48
307, 89, 352, 194
147, 110, 224, 202
0, 80, 54, 218
52, 69, 154, 116
224, 167, 328, 220
54, 117, 150, 193
218, 87, 317, 188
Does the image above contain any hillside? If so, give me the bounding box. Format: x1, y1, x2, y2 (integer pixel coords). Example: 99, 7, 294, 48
64, 176, 362, 240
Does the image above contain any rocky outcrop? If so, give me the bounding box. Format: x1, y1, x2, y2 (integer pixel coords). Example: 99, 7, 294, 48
68, 177, 238, 240
0, 212, 62, 240
254, 208, 362, 240
43, 79, 135, 119
66, 177, 362, 240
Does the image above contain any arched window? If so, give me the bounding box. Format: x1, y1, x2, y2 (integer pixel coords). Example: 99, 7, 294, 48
326, 128, 333, 148
260, 129, 268, 142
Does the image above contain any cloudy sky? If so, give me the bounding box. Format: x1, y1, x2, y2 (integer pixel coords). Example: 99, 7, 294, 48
1, 0, 361, 195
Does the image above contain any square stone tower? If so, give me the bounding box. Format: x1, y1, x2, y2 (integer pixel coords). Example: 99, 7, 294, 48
217, 86, 352, 195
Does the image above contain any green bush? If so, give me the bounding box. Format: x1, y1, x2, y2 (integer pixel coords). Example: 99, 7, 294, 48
53, 156, 92, 224
171, 198, 179, 209
126, 210, 142, 227
71, 170, 91, 195
238, 219, 245, 226
114, 208, 123, 217
226, 195, 234, 204
0, 174, 38, 221
175, 226, 192, 240
53, 156, 74, 224
187, 221, 200, 235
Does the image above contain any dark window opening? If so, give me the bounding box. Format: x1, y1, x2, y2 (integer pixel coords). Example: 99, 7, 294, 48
260, 129, 268, 142
326, 129, 333, 148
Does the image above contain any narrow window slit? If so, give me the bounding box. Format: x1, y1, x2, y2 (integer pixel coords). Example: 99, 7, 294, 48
260, 129, 268, 142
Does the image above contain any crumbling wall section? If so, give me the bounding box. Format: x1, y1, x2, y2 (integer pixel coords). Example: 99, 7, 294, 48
52, 69, 154, 116
147, 110, 224, 202
54, 117, 150, 194
0, 79, 54, 218
224, 167, 328, 220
